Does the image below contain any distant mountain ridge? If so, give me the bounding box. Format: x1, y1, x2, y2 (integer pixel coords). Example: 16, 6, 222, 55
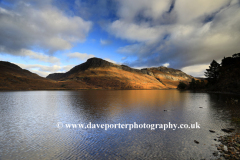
0, 58, 194, 90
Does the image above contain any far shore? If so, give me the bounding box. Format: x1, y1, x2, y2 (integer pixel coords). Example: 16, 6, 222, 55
0, 89, 240, 96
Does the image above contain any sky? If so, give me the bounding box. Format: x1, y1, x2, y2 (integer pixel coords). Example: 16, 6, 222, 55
0, 0, 240, 77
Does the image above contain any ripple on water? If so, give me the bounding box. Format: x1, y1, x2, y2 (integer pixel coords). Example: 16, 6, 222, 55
0, 90, 239, 159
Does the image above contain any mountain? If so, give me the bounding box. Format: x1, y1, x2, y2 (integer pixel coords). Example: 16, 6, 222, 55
46, 57, 193, 90
0, 61, 91, 90
0, 58, 193, 90
0, 61, 46, 90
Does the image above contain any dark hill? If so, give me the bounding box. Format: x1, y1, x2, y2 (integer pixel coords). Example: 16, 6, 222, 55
0, 61, 91, 90
0, 61, 43, 79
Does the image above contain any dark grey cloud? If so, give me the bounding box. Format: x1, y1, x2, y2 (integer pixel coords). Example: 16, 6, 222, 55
108, 0, 240, 74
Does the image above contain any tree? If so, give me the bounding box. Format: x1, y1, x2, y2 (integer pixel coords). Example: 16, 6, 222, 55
232, 53, 240, 58
189, 79, 206, 90
177, 82, 187, 90
189, 78, 196, 89
204, 60, 220, 84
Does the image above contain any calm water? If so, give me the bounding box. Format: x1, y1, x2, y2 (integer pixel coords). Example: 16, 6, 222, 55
0, 90, 240, 160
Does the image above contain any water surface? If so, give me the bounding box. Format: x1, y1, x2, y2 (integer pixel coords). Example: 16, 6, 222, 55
0, 90, 239, 159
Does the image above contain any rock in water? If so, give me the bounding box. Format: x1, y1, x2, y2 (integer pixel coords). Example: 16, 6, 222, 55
209, 130, 216, 133
213, 151, 218, 156
221, 128, 235, 133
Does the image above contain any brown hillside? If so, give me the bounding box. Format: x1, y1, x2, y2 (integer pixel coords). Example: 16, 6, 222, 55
0, 58, 193, 90
0, 61, 91, 90
46, 58, 193, 90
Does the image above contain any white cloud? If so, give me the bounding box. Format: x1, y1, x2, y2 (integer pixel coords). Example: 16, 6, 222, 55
0, 1, 92, 55
174, 0, 231, 23
67, 52, 95, 61
29, 69, 51, 77
181, 64, 210, 77
18, 63, 74, 77
18, 64, 61, 72
163, 63, 170, 67
62, 65, 74, 72
104, 58, 116, 64
109, 20, 166, 42
20, 49, 60, 64
116, 0, 171, 22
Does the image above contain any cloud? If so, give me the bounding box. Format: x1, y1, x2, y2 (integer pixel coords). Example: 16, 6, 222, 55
67, 52, 95, 61
19, 49, 60, 64
181, 64, 210, 77
18, 63, 74, 77
121, 57, 127, 60
28, 70, 51, 77
174, 0, 231, 23
116, 0, 172, 22
0, 0, 92, 55
117, 43, 154, 56
61, 65, 74, 72
106, 0, 240, 76
109, 20, 166, 42
1, 0, 239, 78
104, 58, 116, 64
100, 39, 112, 45
163, 63, 170, 67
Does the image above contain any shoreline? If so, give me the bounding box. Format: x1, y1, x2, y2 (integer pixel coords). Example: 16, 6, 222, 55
0, 88, 178, 91
179, 89, 240, 96
214, 132, 240, 159
0, 89, 239, 96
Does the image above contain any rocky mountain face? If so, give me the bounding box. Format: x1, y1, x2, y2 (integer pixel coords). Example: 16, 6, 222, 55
141, 67, 194, 88
46, 57, 193, 89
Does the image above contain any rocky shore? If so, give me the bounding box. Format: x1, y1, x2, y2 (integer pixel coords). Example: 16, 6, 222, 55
213, 131, 240, 159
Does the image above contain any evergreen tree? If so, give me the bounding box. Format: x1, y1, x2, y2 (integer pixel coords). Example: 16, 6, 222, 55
177, 82, 187, 90
232, 53, 240, 58
189, 78, 196, 89
204, 60, 220, 84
